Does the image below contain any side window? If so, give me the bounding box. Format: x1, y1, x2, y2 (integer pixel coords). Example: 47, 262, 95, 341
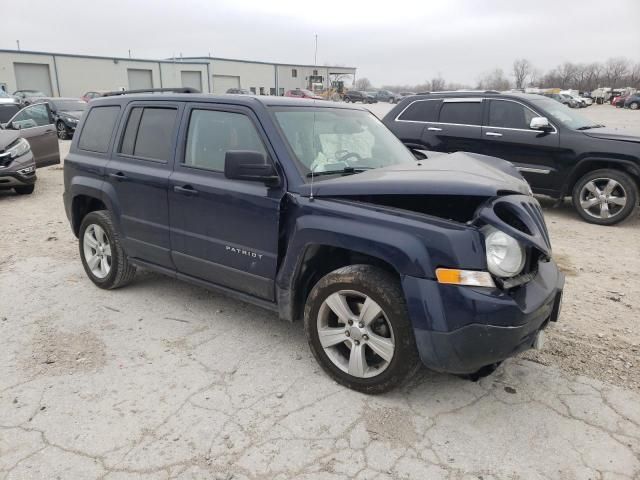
119, 107, 177, 162
438, 101, 482, 125
11, 103, 51, 128
398, 100, 441, 122
488, 100, 536, 130
78, 106, 120, 153
184, 110, 267, 172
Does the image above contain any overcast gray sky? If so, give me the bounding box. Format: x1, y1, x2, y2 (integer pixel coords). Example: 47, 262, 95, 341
5, 0, 640, 86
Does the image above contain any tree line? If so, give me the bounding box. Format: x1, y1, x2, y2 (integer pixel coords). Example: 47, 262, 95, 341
357, 57, 640, 93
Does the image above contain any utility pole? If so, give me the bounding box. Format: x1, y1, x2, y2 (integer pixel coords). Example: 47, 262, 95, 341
16, 40, 20, 51
314, 34, 318, 65
128, 49, 131, 58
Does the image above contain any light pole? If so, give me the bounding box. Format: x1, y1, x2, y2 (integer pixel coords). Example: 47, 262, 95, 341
314, 34, 318, 65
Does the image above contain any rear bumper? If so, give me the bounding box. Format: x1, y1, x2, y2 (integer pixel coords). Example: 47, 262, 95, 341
403, 260, 565, 374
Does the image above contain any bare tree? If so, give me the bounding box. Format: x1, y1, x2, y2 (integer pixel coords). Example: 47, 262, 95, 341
557, 62, 579, 88
604, 58, 629, 88
582, 62, 604, 91
354, 77, 372, 90
628, 63, 640, 88
430, 75, 446, 91
528, 67, 543, 87
512, 59, 531, 89
477, 69, 511, 91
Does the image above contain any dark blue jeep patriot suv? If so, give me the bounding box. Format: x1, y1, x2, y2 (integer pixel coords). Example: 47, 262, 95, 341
63, 89, 564, 393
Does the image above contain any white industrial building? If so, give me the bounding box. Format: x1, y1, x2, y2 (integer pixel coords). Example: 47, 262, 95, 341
0, 49, 356, 98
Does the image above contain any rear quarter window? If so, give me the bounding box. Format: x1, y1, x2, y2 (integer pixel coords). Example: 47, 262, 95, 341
78, 105, 120, 153
397, 99, 441, 122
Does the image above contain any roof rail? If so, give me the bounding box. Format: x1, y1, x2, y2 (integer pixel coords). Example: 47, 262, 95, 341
101, 87, 201, 97
415, 89, 502, 95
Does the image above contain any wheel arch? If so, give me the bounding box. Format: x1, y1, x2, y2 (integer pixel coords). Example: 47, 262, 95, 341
69, 176, 120, 237
564, 158, 640, 197
277, 243, 406, 323
71, 194, 107, 237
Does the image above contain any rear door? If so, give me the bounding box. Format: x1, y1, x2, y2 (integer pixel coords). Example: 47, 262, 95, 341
421, 98, 484, 154
7, 103, 59, 167
481, 99, 561, 192
168, 103, 283, 300
104, 102, 182, 269
388, 98, 442, 149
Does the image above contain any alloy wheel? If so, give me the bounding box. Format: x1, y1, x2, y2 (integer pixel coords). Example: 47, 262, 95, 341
316, 290, 395, 378
579, 178, 627, 220
57, 122, 67, 140
83, 224, 112, 278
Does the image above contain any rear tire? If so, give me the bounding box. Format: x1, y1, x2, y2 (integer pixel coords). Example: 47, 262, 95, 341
630, 102, 639, 110
344, 97, 351, 103
14, 185, 34, 195
572, 169, 638, 225
79, 210, 136, 289
304, 264, 420, 394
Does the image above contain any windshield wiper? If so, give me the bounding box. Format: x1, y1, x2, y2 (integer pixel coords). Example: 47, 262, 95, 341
577, 124, 605, 130
306, 166, 372, 177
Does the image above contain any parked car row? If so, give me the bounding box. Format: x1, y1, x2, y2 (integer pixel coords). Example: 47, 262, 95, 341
612, 92, 640, 110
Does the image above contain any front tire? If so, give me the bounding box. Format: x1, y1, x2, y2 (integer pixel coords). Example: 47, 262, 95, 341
79, 210, 136, 289
14, 185, 34, 195
304, 265, 420, 393
56, 121, 68, 140
344, 97, 351, 103
572, 169, 638, 225
630, 102, 639, 110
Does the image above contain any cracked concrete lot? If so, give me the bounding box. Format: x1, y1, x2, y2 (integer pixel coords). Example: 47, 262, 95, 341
1, 106, 640, 479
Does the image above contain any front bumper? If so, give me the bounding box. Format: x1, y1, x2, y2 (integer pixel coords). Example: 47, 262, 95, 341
403, 259, 565, 374
0, 170, 37, 188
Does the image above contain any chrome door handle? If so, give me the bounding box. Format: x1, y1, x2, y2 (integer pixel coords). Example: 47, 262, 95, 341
427, 127, 442, 131
485, 132, 502, 137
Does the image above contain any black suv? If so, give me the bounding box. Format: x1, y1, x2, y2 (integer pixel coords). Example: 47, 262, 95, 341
63, 89, 563, 393
384, 92, 640, 225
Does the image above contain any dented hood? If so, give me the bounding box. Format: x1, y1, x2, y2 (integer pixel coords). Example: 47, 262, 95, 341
299, 151, 530, 198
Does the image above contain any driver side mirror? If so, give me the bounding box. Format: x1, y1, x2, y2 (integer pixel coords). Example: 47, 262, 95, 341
9, 121, 22, 130
224, 150, 280, 187
530, 116, 552, 131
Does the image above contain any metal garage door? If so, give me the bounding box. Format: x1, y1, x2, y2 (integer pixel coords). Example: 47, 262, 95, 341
127, 69, 153, 90
212, 75, 240, 94
14, 63, 53, 96
181, 71, 203, 92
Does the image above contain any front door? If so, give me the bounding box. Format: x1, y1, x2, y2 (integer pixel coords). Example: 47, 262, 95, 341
168, 104, 283, 300
481, 99, 561, 194
104, 102, 182, 269
7, 103, 59, 167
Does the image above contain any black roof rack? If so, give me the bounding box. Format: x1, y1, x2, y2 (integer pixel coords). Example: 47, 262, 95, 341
415, 90, 502, 95
101, 87, 201, 97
